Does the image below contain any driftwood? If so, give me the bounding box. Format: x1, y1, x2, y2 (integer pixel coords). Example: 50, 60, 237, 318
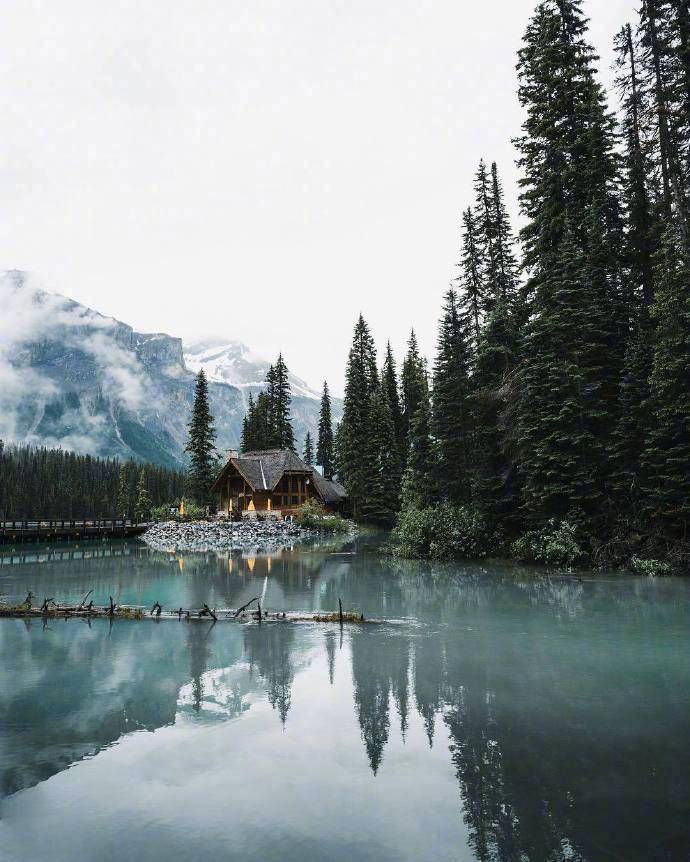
233, 597, 260, 618
0, 594, 371, 625
78, 589, 94, 610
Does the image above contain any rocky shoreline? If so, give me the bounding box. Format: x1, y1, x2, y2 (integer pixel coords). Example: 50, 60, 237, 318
141, 519, 318, 553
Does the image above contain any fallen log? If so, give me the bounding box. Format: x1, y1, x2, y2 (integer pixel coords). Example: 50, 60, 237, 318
0, 599, 373, 625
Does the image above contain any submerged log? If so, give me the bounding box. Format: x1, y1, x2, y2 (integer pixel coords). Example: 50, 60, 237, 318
0, 598, 374, 625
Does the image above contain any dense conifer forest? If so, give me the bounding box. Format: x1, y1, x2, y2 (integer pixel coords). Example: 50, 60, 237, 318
0, 440, 185, 521
333, 0, 690, 569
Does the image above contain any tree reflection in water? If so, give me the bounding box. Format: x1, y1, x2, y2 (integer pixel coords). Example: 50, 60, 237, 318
0, 536, 689, 860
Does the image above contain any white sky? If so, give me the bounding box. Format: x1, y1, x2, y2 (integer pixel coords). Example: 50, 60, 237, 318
0, 0, 638, 395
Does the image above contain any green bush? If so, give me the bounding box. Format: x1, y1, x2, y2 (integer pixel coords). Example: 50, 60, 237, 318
150, 504, 172, 522
392, 503, 490, 560
294, 499, 350, 533
629, 556, 672, 577
511, 520, 582, 567
150, 500, 207, 522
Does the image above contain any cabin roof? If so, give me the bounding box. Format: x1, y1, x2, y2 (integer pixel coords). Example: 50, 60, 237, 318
310, 471, 348, 503
210, 449, 347, 502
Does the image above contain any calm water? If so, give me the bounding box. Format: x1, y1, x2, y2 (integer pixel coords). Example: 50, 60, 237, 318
1, 535, 689, 862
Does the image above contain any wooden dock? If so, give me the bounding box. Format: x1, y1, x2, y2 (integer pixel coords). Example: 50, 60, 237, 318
0, 519, 151, 545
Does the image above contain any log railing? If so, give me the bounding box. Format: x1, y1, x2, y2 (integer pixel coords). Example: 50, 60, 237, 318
0, 519, 151, 544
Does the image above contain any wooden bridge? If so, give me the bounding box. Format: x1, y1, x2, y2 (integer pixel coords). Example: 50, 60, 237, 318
0, 519, 151, 545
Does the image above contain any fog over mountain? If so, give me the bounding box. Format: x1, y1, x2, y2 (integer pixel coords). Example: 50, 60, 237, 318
0, 271, 337, 467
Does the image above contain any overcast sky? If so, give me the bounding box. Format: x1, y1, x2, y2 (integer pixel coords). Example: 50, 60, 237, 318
1, 0, 638, 395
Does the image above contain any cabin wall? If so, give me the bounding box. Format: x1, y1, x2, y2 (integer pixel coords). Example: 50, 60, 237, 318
216, 461, 345, 516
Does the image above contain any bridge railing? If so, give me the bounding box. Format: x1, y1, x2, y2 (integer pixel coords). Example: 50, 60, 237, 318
0, 519, 152, 533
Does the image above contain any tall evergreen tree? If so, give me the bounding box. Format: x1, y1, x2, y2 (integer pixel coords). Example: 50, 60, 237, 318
489, 162, 520, 304
615, 22, 659, 306
366, 382, 403, 524
317, 381, 335, 479
339, 315, 378, 519
459, 207, 485, 347
641, 228, 690, 537
116, 464, 131, 519
517, 230, 610, 525
381, 342, 405, 456
241, 393, 255, 452
401, 330, 427, 445
303, 431, 314, 466
271, 354, 296, 451
514, 0, 624, 530
134, 467, 152, 522
185, 369, 218, 505
402, 388, 437, 510
432, 288, 474, 505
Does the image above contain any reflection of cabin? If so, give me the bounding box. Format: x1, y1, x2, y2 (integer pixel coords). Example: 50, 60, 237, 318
210, 449, 348, 518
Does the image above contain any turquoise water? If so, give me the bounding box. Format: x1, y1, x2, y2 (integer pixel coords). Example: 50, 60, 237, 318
0, 535, 689, 861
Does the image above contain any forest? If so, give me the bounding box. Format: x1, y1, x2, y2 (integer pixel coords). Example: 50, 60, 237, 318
0, 440, 185, 521
329, 0, 690, 569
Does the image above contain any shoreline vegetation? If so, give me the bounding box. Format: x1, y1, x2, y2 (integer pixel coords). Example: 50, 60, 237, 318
388, 504, 675, 576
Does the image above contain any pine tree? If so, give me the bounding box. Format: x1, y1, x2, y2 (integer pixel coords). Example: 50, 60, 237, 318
514, 0, 624, 531
303, 431, 314, 466
432, 288, 474, 505
470, 162, 521, 517
401, 330, 427, 445
134, 467, 152, 522
517, 230, 609, 525
271, 354, 296, 451
185, 369, 218, 505
473, 159, 498, 317
641, 228, 690, 537
402, 389, 437, 510
490, 162, 520, 304
116, 464, 131, 519
317, 381, 335, 479
366, 382, 403, 524
241, 394, 255, 452
615, 22, 659, 306
459, 207, 484, 347
381, 342, 405, 457
339, 315, 378, 519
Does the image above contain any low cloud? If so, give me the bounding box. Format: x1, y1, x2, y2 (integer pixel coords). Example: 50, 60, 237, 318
0, 269, 150, 453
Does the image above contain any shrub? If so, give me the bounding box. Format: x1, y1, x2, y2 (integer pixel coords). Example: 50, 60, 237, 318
629, 556, 672, 577
392, 503, 490, 560
511, 520, 582, 567
150, 500, 207, 521
150, 504, 172, 522
294, 499, 350, 533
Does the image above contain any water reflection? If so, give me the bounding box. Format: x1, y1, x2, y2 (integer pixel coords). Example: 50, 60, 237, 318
1, 537, 689, 861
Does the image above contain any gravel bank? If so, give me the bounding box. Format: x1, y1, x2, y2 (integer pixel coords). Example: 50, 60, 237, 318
141, 519, 315, 553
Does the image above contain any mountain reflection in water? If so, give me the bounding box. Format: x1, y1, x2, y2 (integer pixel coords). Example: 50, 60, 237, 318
0, 535, 689, 862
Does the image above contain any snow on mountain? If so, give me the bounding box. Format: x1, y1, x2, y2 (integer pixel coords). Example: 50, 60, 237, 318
0, 271, 334, 467
184, 340, 322, 400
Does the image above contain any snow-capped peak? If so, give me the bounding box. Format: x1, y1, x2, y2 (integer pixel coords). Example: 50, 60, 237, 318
183, 339, 320, 400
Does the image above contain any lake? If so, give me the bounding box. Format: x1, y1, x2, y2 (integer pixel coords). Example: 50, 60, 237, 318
0, 534, 689, 861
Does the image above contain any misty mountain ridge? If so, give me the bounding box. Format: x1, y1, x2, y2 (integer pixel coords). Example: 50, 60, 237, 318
0, 270, 335, 469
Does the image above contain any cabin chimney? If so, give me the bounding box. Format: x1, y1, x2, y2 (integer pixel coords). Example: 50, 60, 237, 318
227, 449, 239, 460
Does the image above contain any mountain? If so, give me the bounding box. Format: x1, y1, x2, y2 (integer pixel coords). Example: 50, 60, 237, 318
0, 271, 338, 468
184, 340, 321, 400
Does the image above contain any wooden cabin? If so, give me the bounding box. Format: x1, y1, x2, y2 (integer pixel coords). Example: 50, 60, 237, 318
210, 449, 348, 518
